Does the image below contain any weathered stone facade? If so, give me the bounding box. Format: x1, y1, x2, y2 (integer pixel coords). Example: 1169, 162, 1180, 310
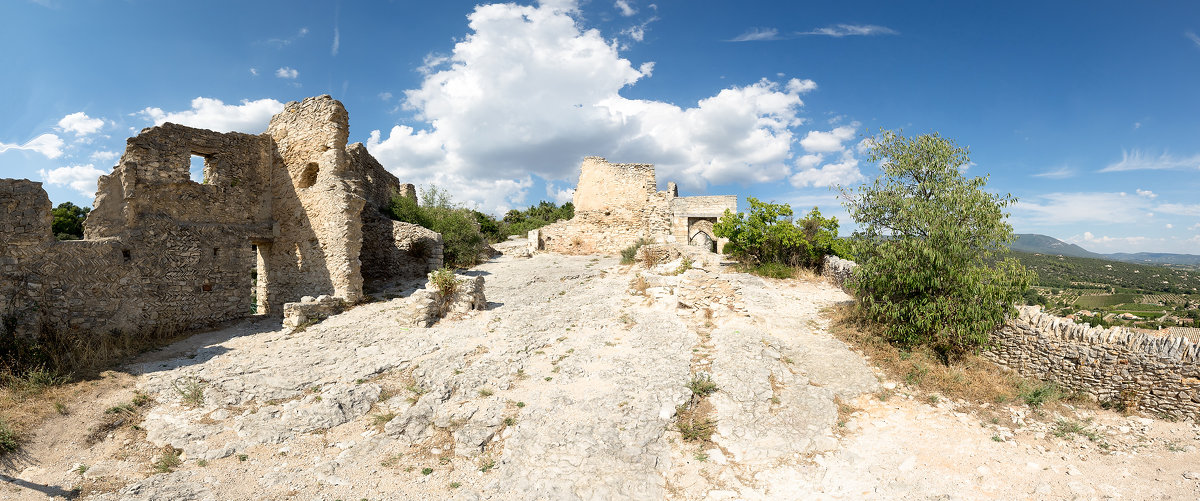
1, 95, 440, 343
529, 157, 736, 255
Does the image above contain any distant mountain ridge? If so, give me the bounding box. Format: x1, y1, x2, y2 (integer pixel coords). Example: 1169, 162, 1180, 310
1010, 234, 1200, 266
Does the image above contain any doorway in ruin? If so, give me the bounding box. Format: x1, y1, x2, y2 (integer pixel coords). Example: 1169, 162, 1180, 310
688, 218, 717, 253
251, 242, 271, 315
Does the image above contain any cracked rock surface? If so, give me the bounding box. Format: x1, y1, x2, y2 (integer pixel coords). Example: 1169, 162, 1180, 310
7, 246, 1200, 500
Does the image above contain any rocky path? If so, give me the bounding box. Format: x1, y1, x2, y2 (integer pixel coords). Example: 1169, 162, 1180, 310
3, 248, 1200, 500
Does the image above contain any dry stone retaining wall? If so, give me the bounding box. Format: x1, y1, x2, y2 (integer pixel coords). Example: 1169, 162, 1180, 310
987, 306, 1200, 420
821, 255, 1200, 421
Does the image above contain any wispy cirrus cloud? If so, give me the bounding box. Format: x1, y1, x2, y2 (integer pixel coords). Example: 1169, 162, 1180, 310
799, 24, 898, 37
1100, 150, 1200, 172
730, 24, 897, 42
729, 28, 780, 42
1187, 31, 1200, 49
265, 27, 308, 48
1031, 166, 1076, 179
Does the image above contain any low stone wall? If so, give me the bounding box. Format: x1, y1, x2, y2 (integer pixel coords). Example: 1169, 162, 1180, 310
821, 254, 1200, 421
397, 273, 487, 327
821, 255, 857, 292
987, 306, 1200, 420
283, 295, 345, 329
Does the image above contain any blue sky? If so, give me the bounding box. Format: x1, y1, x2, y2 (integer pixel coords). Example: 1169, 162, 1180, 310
2, 0, 1198, 253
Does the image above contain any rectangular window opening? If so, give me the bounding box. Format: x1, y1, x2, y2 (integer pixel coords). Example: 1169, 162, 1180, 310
189, 154, 209, 184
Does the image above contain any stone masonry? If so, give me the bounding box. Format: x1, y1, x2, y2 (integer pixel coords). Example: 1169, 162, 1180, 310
986, 305, 1200, 421
822, 255, 1200, 421
1, 95, 441, 343
529, 157, 736, 255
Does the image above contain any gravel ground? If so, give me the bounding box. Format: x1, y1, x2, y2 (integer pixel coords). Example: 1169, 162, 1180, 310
3, 244, 1199, 500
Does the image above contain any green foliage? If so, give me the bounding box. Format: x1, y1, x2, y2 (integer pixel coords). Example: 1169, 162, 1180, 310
1022, 288, 1047, 306
842, 130, 1034, 359
51, 202, 90, 240
713, 198, 840, 270
1011, 251, 1200, 293
1018, 380, 1061, 408
0, 417, 18, 455
385, 185, 487, 268
386, 195, 430, 228
620, 238, 647, 265
473, 210, 503, 243
498, 201, 574, 239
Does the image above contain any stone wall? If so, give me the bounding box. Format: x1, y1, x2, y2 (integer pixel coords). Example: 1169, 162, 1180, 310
821, 255, 1200, 421
534, 157, 734, 255
1, 95, 442, 345
822, 255, 858, 293
987, 306, 1200, 421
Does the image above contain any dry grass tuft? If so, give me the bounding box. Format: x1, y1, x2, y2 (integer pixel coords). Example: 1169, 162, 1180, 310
827, 303, 1036, 407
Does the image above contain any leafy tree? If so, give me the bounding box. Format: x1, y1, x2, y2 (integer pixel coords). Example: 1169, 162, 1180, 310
51, 202, 90, 240
496, 201, 574, 239
386, 185, 487, 269
841, 130, 1034, 359
713, 198, 841, 270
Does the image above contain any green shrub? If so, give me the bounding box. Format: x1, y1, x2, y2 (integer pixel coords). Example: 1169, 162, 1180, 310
0, 417, 18, 455
52, 202, 90, 241
841, 130, 1034, 359
499, 201, 573, 239
748, 262, 795, 279
713, 199, 840, 270
385, 185, 487, 269
620, 239, 648, 265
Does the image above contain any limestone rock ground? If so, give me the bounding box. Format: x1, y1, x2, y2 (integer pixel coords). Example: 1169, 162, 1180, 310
3, 249, 1200, 500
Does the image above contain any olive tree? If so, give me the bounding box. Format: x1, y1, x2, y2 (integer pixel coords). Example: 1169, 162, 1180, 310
840, 130, 1034, 359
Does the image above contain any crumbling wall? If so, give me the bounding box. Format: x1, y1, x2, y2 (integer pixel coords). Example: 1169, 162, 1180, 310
267, 96, 364, 311
346, 142, 441, 289
535, 157, 673, 254
1, 95, 443, 346
821, 255, 1200, 421
534, 157, 735, 255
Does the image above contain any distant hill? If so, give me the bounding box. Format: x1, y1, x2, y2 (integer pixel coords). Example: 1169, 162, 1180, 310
1010, 234, 1105, 259
1010, 234, 1200, 267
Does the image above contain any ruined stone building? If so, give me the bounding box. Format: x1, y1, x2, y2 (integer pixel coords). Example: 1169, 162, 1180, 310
530, 156, 737, 255
0, 95, 441, 341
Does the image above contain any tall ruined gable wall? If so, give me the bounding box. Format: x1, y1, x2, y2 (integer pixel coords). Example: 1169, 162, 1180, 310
537, 157, 672, 255
265, 96, 364, 312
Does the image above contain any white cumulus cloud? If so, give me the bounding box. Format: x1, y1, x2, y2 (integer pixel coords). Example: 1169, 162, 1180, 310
789, 150, 863, 188
90, 150, 119, 162
38, 164, 108, 197
367, 2, 819, 213
275, 67, 299, 79
799, 125, 856, 153
136, 97, 285, 133
0, 133, 65, 159
614, 0, 635, 16
1135, 188, 1157, 199
56, 112, 105, 136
